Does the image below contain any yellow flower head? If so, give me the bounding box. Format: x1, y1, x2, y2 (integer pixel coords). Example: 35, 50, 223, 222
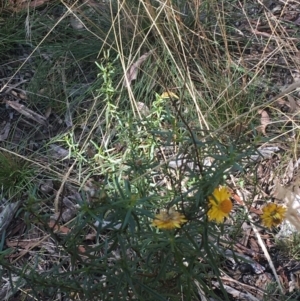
152, 208, 187, 230
261, 203, 286, 228
207, 186, 232, 223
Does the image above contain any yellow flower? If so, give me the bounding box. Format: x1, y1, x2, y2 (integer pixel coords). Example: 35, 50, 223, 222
207, 186, 232, 223
261, 203, 286, 228
152, 208, 187, 230
160, 91, 179, 99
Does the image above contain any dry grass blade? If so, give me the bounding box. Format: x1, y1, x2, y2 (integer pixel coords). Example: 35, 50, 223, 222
194, 279, 208, 301
246, 207, 285, 294
54, 160, 78, 213
215, 80, 300, 137
2, 0, 300, 299
251, 223, 284, 293
234, 192, 284, 293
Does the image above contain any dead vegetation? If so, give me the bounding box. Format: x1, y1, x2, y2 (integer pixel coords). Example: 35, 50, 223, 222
1, 0, 300, 300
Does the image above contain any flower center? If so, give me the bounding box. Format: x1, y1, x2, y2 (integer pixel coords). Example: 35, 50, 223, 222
219, 199, 232, 214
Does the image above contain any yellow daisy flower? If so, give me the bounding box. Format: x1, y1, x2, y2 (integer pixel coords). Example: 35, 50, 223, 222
261, 203, 286, 228
152, 208, 187, 230
207, 186, 232, 223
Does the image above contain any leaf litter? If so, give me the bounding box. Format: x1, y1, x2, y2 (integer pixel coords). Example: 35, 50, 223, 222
123, 50, 154, 88
2, 0, 300, 300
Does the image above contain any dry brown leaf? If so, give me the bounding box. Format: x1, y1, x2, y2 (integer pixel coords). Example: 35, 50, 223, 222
0, 201, 21, 237
85, 233, 96, 241
0, 122, 10, 141
123, 50, 153, 88
70, 16, 84, 30
249, 238, 260, 253
273, 178, 300, 232
6, 238, 40, 249
40, 179, 53, 193
293, 15, 300, 26
287, 95, 297, 112
49, 144, 69, 159
48, 221, 89, 254
78, 245, 86, 253
258, 109, 270, 136
276, 97, 287, 106
10, 90, 27, 100
44, 107, 52, 119
6, 100, 48, 126
6, 0, 50, 12
136, 102, 150, 116
48, 220, 71, 234
284, 159, 294, 183
61, 208, 76, 223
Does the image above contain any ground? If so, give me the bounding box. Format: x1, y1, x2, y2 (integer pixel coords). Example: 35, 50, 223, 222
1, 0, 300, 300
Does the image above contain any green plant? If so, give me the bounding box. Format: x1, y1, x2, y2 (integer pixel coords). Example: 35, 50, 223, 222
1, 0, 298, 300
0, 151, 35, 198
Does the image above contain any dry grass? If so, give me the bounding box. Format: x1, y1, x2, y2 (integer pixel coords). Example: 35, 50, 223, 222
1, 0, 300, 300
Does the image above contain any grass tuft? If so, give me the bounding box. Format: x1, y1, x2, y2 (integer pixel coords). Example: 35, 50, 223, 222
1, 0, 300, 300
